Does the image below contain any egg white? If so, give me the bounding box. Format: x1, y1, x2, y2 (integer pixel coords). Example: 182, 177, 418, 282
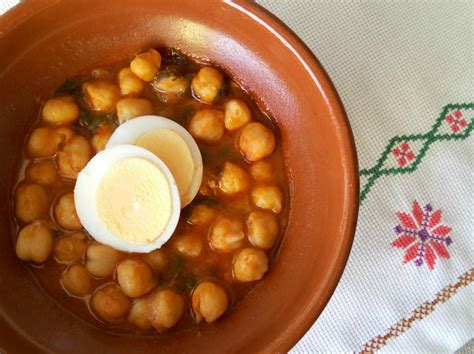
106, 115, 203, 207
74, 145, 181, 253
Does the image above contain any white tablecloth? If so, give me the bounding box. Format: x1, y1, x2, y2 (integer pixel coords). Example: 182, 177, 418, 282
256, 0, 473, 352
1, 1, 473, 352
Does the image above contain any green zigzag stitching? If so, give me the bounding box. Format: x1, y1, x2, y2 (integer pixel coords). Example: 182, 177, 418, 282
359, 103, 474, 203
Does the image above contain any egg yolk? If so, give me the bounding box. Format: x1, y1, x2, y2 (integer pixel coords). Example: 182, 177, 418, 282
96, 157, 172, 244
135, 129, 194, 204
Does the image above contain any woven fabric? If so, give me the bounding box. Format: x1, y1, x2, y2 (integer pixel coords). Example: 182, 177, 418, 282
256, 0, 474, 352
0, 0, 18, 15
1, 0, 472, 352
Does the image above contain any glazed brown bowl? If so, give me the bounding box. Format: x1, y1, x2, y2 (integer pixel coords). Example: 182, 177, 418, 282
0, 0, 358, 352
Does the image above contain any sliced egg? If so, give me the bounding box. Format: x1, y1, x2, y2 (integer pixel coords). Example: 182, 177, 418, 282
74, 145, 180, 253
106, 115, 203, 207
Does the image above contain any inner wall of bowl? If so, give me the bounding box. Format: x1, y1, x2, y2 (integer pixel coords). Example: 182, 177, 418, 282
0, 0, 355, 352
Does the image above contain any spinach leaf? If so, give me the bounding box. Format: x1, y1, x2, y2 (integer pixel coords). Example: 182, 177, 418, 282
79, 110, 94, 127
170, 252, 185, 274
215, 80, 227, 101
176, 274, 197, 292
169, 48, 191, 67
79, 111, 115, 133
201, 199, 217, 207
55, 77, 84, 98
156, 66, 182, 81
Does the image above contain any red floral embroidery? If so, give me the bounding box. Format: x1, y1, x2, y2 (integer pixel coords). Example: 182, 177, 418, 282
445, 110, 468, 132
392, 201, 453, 270
392, 143, 415, 167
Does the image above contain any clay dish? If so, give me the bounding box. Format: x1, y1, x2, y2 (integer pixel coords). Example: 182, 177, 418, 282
0, 0, 358, 352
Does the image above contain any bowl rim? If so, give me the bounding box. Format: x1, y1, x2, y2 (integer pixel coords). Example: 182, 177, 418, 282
0, 0, 359, 352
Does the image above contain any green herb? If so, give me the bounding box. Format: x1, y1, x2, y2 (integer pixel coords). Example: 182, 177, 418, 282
55, 77, 84, 98
79, 110, 94, 127
79, 110, 116, 133
101, 112, 116, 127
156, 66, 182, 81
215, 80, 227, 101
185, 275, 197, 290
218, 145, 232, 158
201, 199, 217, 207
170, 252, 185, 274
169, 48, 191, 67
175, 274, 197, 292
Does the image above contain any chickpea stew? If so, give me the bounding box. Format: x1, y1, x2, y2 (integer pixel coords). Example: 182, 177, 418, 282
12, 48, 289, 334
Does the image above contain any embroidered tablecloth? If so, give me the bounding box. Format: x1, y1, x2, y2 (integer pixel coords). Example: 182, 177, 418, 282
1, 0, 472, 352
255, 0, 473, 352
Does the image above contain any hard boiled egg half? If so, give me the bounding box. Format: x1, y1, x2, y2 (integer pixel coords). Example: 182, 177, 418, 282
107, 115, 203, 208
75, 145, 181, 253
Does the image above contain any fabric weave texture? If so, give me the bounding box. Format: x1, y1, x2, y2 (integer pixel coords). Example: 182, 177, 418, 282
257, 0, 473, 352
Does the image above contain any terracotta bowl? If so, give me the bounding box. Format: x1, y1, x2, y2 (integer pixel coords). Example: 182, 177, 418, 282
0, 0, 358, 352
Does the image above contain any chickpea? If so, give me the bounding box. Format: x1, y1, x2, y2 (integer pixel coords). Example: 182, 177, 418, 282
174, 234, 202, 257
192, 282, 229, 323
233, 248, 269, 282
251, 184, 283, 214
187, 204, 218, 226
250, 160, 274, 182
154, 73, 189, 95
189, 109, 224, 144
218, 162, 250, 195
26, 127, 62, 158
239, 122, 276, 162
191, 67, 224, 104
42, 96, 79, 125
91, 68, 114, 79
130, 49, 162, 82
142, 249, 168, 273
147, 289, 185, 332
25, 159, 59, 185
15, 183, 49, 223
209, 217, 244, 252
154, 76, 189, 95
117, 259, 154, 298
56, 126, 75, 142
247, 211, 279, 249
86, 243, 121, 277
118, 68, 145, 95
54, 232, 87, 263
128, 298, 152, 330
91, 126, 113, 152
15, 221, 54, 263
224, 99, 251, 130
57, 135, 93, 179
60, 264, 92, 297
83, 79, 120, 112
54, 192, 82, 230
155, 91, 181, 104
90, 284, 131, 323
116, 97, 154, 124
